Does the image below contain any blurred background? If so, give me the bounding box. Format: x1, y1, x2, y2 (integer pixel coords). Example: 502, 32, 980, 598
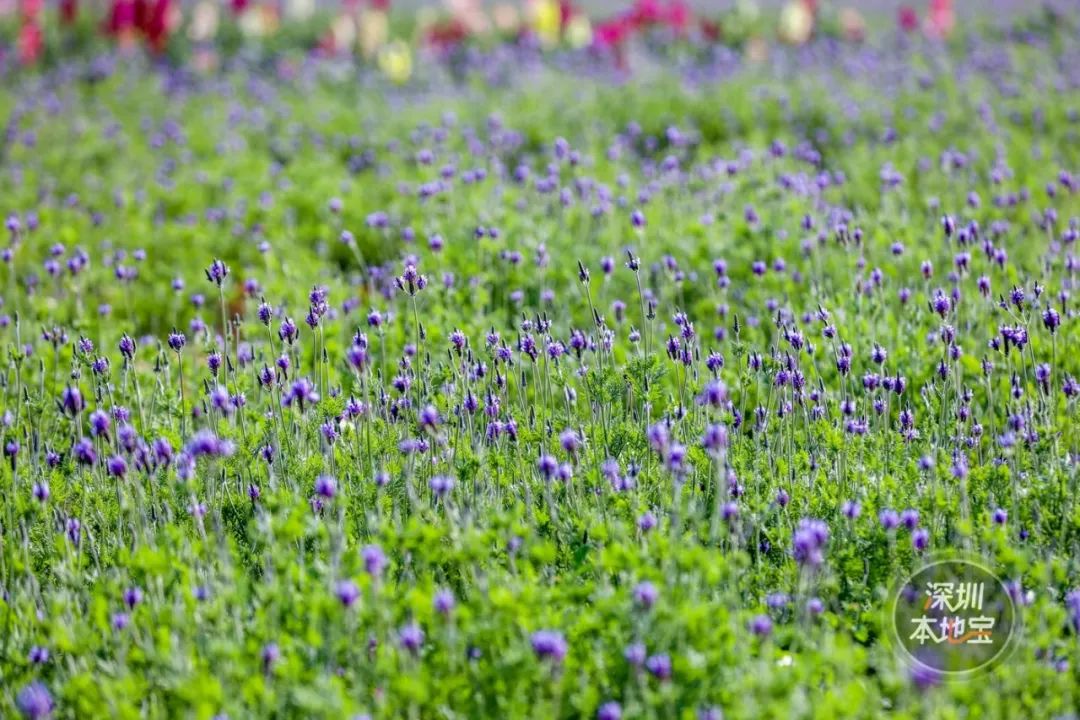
0, 0, 1065, 72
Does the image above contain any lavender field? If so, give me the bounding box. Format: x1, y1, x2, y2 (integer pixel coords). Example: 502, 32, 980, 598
3, 3, 1080, 718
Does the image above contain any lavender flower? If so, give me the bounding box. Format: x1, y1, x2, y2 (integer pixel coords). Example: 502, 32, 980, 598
597, 702, 622, 720
16, 682, 53, 719
167, 330, 186, 352
362, 545, 387, 577
205, 259, 229, 286
434, 589, 456, 616
749, 614, 773, 637
315, 475, 337, 500
398, 623, 425, 653
530, 630, 568, 663
645, 653, 672, 680
633, 581, 659, 609
792, 518, 829, 568
332, 578, 358, 608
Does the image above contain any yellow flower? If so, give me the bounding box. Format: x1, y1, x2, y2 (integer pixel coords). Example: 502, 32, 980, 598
378, 40, 413, 84
531, 0, 561, 48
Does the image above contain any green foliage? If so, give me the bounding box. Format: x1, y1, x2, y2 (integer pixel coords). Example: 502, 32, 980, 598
3, 17, 1080, 720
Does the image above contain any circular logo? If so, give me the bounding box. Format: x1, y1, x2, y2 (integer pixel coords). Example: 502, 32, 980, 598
887, 556, 1018, 679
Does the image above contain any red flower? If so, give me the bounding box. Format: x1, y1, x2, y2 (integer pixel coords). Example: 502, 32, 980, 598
425, 18, 468, 53
593, 15, 633, 71
594, 16, 631, 48
558, 0, 574, 31
625, 0, 691, 35
700, 18, 721, 42
230, 0, 249, 15
60, 0, 78, 25
17, 22, 43, 65
628, 0, 663, 28
103, 0, 138, 36
898, 6, 918, 32
133, 0, 149, 35
664, 0, 691, 34
103, 0, 172, 52
927, 0, 954, 38
142, 0, 172, 52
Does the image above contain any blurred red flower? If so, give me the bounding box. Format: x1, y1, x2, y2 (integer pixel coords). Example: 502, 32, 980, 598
143, 0, 171, 52
898, 6, 918, 32
627, 0, 690, 33
594, 16, 631, 48
104, 0, 137, 36
927, 0, 954, 38
425, 18, 468, 53
629, 0, 663, 27
60, 0, 78, 24
664, 0, 690, 34
103, 0, 172, 52
559, 0, 574, 30
700, 18, 721, 42
17, 22, 43, 64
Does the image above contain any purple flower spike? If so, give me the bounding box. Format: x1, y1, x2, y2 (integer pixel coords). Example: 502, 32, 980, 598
530, 630, 568, 663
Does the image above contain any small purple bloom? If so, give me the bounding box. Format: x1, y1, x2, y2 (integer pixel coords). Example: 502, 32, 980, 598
16, 682, 53, 719
315, 475, 337, 500
749, 614, 773, 637
335, 580, 360, 608
362, 545, 387, 577
645, 653, 672, 680
434, 589, 456, 616
429, 475, 455, 498
633, 581, 659, 610
399, 623, 425, 653
597, 702, 622, 720
912, 528, 930, 552
530, 630, 568, 663
261, 643, 280, 674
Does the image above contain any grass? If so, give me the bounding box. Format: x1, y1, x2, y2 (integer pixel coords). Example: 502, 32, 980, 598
2, 18, 1080, 719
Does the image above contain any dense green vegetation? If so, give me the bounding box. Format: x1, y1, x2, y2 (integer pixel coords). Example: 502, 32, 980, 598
3, 19, 1080, 719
